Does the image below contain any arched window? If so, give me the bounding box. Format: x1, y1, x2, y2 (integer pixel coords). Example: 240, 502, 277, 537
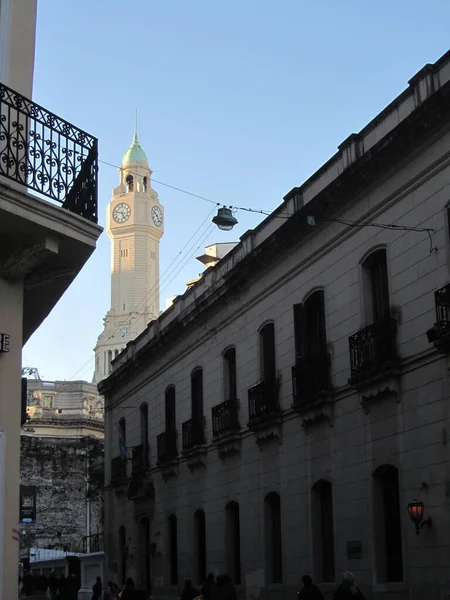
194, 509, 206, 585
143, 176, 148, 192
223, 347, 237, 400
264, 492, 283, 583
168, 514, 178, 585
119, 526, 127, 584
362, 248, 390, 324
107, 350, 113, 374
139, 518, 151, 593
225, 502, 241, 584
312, 480, 335, 582
260, 323, 276, 382
373, 465, 403, 582
126, 174, 134, 192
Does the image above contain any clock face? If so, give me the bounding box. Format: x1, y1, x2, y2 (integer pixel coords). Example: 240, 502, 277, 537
113, 203, 131, 224
120, 326, 128, 338
151, 205, 163, 227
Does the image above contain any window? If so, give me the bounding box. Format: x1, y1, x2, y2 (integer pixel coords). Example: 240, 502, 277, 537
225, 502, 241, 584
312, 480, 335, 582
373, 465, 403, 582
119, 526, 127, 584
260, 323, 276, 382
363, 249, 390, 323
42, 395, 53, 409
294, 290, 327, 359
143, 176, 148, 192
140, 404, 149, 467
168, 515, 178, 585
165, 386, 176, 433
223, 348, 237, 400
119, 418, 126, 447
139, 518, 151, 593
108, 350, 113, 374
126, 174, 134, 192
194, 509, 206, 585
191, 369, 204, 423
264, 492, 283, 583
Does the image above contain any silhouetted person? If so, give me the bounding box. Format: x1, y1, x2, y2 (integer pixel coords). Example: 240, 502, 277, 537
92, 576, 102, 600
298, 575, 324, 600
202, 573, 216, 600
219, 574, 237, 600
333, 572, 366, 600
121, 578, 136, 600
181, 579, 200, 600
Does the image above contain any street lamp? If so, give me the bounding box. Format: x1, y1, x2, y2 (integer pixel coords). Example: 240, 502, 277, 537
407, 499, 432, 535
212, 207, 238, 231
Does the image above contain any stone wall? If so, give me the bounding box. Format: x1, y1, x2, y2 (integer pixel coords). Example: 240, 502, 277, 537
20, 435, 104, 552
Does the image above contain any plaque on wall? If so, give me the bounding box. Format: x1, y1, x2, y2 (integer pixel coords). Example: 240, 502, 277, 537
347, 540, 363, 559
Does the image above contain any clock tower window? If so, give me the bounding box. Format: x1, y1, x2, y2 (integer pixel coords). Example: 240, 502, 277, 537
143, 176, 147, 192
126, 174, 134, 192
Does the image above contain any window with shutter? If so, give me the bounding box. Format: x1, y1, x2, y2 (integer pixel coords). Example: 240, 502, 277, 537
165, 386, 176, 432
191, 369, 203, 421
260, 323, 276, 382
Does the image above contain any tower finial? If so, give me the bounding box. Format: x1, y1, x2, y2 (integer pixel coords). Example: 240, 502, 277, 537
134, 109, 138, 143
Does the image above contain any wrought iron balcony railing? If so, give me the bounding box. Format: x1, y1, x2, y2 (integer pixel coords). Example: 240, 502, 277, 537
247, 379, 280, 426
157, 430, 178, 464
110, 456, 127, 484
212, 399, 239, 438
292, 352, 332, 406
131, 443, 149, 474
0, 82, 98, 223
76, 532, 103, 554
182, 417, 205, 451
348, 318, 397, 382
426, 284, 450, 353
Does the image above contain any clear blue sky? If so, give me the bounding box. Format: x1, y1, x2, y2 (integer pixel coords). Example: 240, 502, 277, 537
22, 0, 450, 381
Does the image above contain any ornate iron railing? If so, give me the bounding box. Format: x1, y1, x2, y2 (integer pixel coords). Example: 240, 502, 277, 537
131, 443, 148, 474
110, 456, 127, 483
182, 417, 205, 451
212, 398, 239, 437
157, 430, 178, 464
292, 352, 332, 405
348, 319, 397, 380
434, 284, 450, 331
0, 82, 98, 222
76, 532, 104, 554
247, 379, 280, 425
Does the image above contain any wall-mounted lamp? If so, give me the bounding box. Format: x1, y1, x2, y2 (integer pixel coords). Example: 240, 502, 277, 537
407, 499, 433, 535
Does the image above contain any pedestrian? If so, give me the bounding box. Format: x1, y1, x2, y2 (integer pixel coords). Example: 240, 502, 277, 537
333, 572, 366, 599
219, 574, 237, 600
49, 571, 59, 600
104, 581, 118, 599
92, 576, 102, 600
202, 573, 216, 600
181, 579, 200, 600
120, 578, 135, 600
297, 575, 324, 599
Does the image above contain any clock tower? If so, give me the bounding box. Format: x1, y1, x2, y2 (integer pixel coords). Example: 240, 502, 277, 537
93, 132, 164, 383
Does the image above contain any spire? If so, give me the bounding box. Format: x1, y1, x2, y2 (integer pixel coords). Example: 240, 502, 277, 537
122, 113, 148, 166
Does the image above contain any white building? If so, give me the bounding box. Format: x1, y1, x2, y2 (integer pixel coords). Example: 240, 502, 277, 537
100, 50, 450, 600
0, 1, 102, 596
93, 134, 164, 383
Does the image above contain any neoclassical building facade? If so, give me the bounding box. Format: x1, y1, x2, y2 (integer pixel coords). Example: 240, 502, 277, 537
100, 50, 450, 600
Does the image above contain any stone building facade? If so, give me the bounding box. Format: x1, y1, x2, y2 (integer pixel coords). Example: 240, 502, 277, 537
20, 379, 104, 553
100, 50, 450, 600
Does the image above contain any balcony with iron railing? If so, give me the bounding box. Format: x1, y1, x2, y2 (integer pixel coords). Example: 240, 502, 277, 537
212, 399, 240, 438
110, 456, 127, 484
182, 417, 205, 452
247, 379, 280, 428
76, 532, 103, 554
131, 443, 149, 475
426, 284, 450, 353
348, 318, 398, 385
291, 352, 332, 407
157, 430, 178, 465
0, 82, 98, 222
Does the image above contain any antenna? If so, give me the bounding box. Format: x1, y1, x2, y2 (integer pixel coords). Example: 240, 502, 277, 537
134, 109, 138, 140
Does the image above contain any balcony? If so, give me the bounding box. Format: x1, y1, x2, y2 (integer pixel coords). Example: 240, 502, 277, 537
291, 353, 332, 407
212, 399, 239, 438
348, 319, 398, 386
110, 456, 127, 484
247, 379, 280, 428
426, 284, 450, 353
0, 82, 98, 221
131, 443, 148, 474
157, 430, 178, 465
182, 417, 205, 452
0, 83, 101, 343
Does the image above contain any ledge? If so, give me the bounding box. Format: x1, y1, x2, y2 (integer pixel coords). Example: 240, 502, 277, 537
181, 444, 208, 471
212, 430, 242, 459
292, 392, 335, 433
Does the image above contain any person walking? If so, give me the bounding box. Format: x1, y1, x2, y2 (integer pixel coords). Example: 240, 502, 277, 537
92, 576, 102, 600
333, 572, 366, 600
297, 575, 324, 600
181, 579, 200, 600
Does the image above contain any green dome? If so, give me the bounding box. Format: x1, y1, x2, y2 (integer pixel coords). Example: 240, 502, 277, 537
122, 133, 148, 165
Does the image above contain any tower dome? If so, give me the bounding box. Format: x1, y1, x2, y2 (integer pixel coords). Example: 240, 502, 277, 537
122, 132, 148, 166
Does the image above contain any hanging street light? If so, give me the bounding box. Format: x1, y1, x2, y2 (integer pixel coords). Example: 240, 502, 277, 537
212, 207, 238, 231
407, 499, 433, 535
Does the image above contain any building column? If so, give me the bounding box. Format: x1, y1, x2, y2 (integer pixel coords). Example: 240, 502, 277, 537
0, 276, 24, 600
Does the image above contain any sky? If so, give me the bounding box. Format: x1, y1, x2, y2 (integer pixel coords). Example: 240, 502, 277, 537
22, 0, 450, 382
